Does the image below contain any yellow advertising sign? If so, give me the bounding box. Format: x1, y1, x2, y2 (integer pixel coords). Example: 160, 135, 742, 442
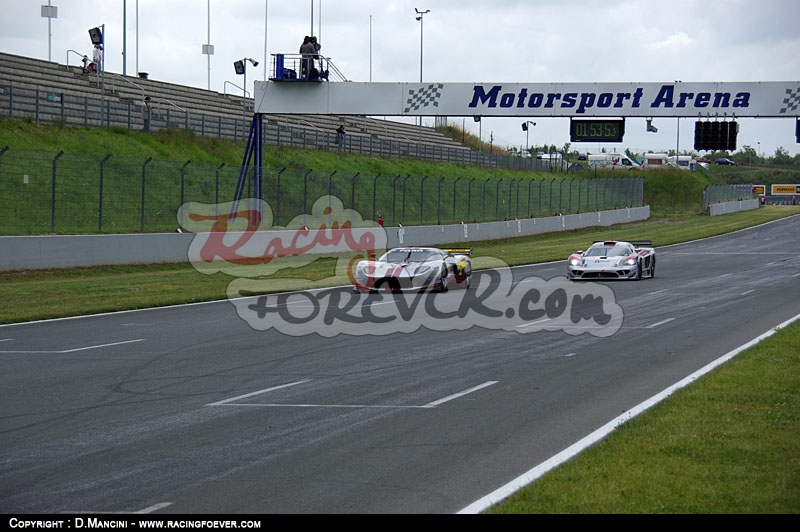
771, 184, 800, 195
752, 185, 766, 195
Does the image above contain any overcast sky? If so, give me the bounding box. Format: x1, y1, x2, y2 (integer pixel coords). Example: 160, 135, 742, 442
2, 0, 799, 157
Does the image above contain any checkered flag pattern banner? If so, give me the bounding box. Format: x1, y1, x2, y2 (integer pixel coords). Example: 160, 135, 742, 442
404, 84, 444, 113
780, 87, 800, 114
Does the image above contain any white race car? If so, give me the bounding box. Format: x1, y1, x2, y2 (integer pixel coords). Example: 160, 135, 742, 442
352, 247, 472, 292
567, 240, 656, 281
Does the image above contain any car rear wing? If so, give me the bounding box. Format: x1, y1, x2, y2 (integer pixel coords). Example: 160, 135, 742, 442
443, 248, 473, 256
630, 240, 653, 248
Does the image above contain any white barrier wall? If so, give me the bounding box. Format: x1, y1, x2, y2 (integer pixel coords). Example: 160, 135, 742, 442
707, 199, 760, 216
0, 206, 649, 271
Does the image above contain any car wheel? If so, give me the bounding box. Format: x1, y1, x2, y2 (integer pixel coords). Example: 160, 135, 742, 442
636, 260, 643, 280
463, 263, 472, 289
439, 265, 448, 292
650, 257, 656, 278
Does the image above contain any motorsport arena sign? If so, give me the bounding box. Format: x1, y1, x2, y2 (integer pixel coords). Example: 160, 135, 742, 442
254, 81, 800, 118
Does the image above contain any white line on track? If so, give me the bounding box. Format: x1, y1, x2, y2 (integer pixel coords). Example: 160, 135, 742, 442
423, 381, 498, 407
66, 502, 173, 514
516, 318, 550, 329
206, 380, 498, 409
134, 502, 173, 514
647, 318, 675, 329
215, 403, 434, 409
740, 289, 755, 296
0, 338, 145, 353
206, 380, 312, 406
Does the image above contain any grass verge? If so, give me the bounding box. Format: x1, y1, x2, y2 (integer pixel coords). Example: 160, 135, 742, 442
488, 318, 800, 513
1, 207, 797, 325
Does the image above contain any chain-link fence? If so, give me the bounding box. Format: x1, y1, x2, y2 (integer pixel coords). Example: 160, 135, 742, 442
702, 184, 755, 214
0, 148, 644, 235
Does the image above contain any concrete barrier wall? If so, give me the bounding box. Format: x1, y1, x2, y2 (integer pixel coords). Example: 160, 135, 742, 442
707, 199, 759, 216
387, 207, 650, 247
0, 206, 649, 271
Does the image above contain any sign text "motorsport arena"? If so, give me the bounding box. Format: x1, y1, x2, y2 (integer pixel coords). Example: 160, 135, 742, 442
468, 84, 751, 114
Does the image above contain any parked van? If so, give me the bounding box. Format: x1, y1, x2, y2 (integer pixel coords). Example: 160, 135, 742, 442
643, 153, 668, 168
667, 155, 693, 169
587, 153, 641, 170
539, 153, 567, 170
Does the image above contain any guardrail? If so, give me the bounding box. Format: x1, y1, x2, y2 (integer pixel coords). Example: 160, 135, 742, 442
65, 49, 86, 69
108, 72, 146, 102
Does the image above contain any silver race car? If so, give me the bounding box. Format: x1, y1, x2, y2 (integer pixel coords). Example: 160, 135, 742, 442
353, 247, 472, 292
567, 240, 656, 281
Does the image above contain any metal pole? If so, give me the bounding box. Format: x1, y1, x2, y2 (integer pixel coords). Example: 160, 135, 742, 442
101, 24, 105, 126
419, 15, 423, 83
369, 14, 372, 82
206, 0, 211, 90
264, 0, 269, 81
135, 0, 139, 75
418, 13, 422, 131
47, 1, 53, 62
415, 9, 429, 129
123, 0, 127, 76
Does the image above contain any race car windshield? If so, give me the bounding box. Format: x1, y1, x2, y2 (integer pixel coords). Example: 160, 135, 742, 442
585, 247, 629, 257
382, 251, 436, 263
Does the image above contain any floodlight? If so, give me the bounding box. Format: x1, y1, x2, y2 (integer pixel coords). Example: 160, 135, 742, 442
88, 27, 103, 45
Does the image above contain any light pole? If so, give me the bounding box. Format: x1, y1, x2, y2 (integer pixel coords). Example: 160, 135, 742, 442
88, 25, 105, 124
415, 8, 429, 129
234, 57, 259, 125
674, 81, 681, 162
41, 1, 58, 62
122, 0, 127, 76
369, 14, 372, 82
202, 0, 214, 90
415, 8, 429, 83
264, 0, 269, 81
522, 121, 536, 156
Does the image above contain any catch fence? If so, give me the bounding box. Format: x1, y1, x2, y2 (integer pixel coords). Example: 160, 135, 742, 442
0, 148, 644, 235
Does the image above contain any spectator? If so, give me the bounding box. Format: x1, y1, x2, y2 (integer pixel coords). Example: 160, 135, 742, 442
299, 36, 316, 79
310, 36, 322, 78
143, 96, 152, 133
336, 124, 346, 148
84, 44, 102, 75
92, 44, 103, 71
